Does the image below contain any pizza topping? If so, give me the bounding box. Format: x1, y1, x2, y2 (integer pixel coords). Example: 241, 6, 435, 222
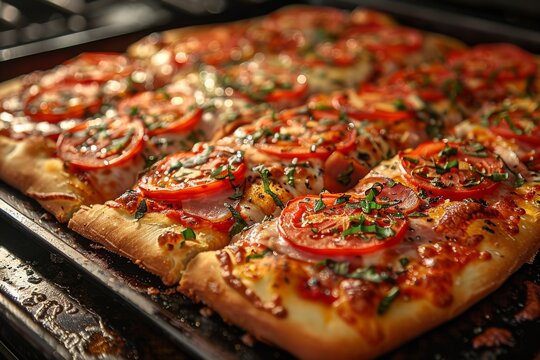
242, 109, 357, 160
278, 189, 410, 256
448, 44, 537, 82
24, 83, 102, 123
255, 165, 285, 210
480, 100, 540, 146
61, 52, 134, 84
118, 90, 203, 136
138, 145, 246, 201
56, 117, 145, 170
344, 87, 416, 122
220, 61, 308, 104
400, 141, 509, 200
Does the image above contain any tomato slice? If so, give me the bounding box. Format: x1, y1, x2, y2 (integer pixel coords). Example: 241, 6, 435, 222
56, 118, 145, 170
386, 64, 463, 102
117, 90, 202, 136
171, 25, 253, 68
278, 192, 408, 256
448, 44, 537, 82
62, 52, 133, 84
220, 61, 308, 104
347, 25, 423, 54
399, 141, 508, 200
250, 7, 347, 53
340, 86, 415, 122
301, 39, 363, 67
481, 101, 540, 146
24, 83, 102, 123
240, 108, 356, 160
138, 145, 246, 201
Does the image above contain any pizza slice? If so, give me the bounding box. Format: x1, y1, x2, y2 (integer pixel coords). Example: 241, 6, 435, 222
180, 139, 540, 359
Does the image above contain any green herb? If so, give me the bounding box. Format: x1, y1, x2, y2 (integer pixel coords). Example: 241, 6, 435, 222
386, 178, 397, 188
377, 286, 400, 315
462, 142, 488, 158
408, 211, 428, 218
442, 78, 462, 103
210, 165, 228, 180
438, 145, 457, 158
129, 106, 140, 116
229, 186, 243, 200
334, 194, 351, 205
403, 156, 419, 164
181, 145, 213, 168
181, 228, 196, 241
322, 260, 392, 283
336, 164, 354, 186
393, 98, 407, 111
134, 200, 147, 220
342, 215, 395, 239
435, 159, 458, 174
310, 227, 318, 234
399, 257, 409, 269
286, 160, 297, 187
246, 248, 271, 262
313, 195, 326, 212
169, 161, 183, 172
487, 172, 509, 182
256, 166, 284, 209
225, 203, 247, 237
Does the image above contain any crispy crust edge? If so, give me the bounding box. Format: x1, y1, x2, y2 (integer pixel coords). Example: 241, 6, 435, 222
69, 204, 230, 285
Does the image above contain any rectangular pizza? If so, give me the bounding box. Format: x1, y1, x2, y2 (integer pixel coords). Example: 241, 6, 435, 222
1, 4, 539, 359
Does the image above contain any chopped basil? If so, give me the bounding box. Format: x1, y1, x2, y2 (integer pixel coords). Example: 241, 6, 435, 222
342, 215, 395, 239
386, 178, 397, 188
210, 165, 228, 180
134, 199, 147, 220
403, 156, 419, 164
334, 194, 351, 205
229, 186, 244, 200
246, 248, 272, 262
377, 286, 400, 315
181, 145, 213, 168
438, 145, 457, 158
169, 161, 183, 172
129, 106, 140, 116
321, 260, 392, 284
285, 159, 297, 187
408, 211, 428, 218
487, 172, 509, 182
225, 203, 247, 237
256, 166, 284, 209
399, 257, 409, 269
462, 142, 488, 158
181, 228, 196, 240
313, 195, 326, 212
393, 98, 407, 111
435, 159, 458, 174
310, 227, 318, 234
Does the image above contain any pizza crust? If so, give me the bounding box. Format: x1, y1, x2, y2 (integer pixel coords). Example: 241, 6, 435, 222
0, 136, 102, 222
69, 204, 229, 285
180, 193, 540, 359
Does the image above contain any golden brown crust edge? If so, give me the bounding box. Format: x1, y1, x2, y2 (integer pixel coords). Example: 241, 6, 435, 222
180, 203, 540, 360
69, 204, 229, 285
0, 136, 102, 222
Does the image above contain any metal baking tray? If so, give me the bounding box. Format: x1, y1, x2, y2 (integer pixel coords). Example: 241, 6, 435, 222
1, 2, 540, 358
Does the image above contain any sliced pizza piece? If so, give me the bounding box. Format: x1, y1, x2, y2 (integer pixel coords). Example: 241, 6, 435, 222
180, 147, 540, 359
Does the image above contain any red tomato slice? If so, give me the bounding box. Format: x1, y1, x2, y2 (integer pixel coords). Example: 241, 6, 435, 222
482, 103, 540, 146
386, 64, 463, 102
138, 145, 246, 201
220, 61, 309, 104
336, 86, 415, 122
250, 7, 347, 52
62, 52, 133, 84
24, 83, 102, 123
117, 90, 202, 136
448, 44, 537, 82
278, 193, 408, 256
301, 39, 363, 67
56, 118, 144, 170
347, 25, 423, 54
400, 141, 508, 200
171, 25, 252, 68
243, 108, 356, 160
